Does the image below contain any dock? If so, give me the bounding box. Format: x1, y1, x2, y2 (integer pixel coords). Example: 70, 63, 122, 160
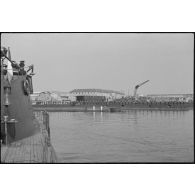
1, 111, 57, 163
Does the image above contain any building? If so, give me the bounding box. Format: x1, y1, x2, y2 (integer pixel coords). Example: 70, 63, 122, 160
30, 92, 41, 104
30, 89, 125, 104
30, 91, 76, 104
70, 88, 125, 102
146, 94, 193, 102
35, 91, 62, 102
56, 91, 76, 102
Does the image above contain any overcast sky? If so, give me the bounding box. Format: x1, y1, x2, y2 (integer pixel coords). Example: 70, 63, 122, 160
2, 33, 194, 95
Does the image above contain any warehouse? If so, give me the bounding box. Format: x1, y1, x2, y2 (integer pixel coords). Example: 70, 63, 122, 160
70, 89, 125, 102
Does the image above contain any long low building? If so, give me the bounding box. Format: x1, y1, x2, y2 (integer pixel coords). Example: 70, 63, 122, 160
146, 94, 193, 102
147, 94, 193, 98
70, 88, 125, 101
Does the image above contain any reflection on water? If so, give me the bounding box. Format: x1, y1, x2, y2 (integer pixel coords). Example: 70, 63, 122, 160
49, 110, 193, 162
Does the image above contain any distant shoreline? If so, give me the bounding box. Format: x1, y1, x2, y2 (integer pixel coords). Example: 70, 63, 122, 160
33, 104, 193, 112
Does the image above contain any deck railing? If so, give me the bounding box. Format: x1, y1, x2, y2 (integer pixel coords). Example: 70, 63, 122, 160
34, 111, 50, 139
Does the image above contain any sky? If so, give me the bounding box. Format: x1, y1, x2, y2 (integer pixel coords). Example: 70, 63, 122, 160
1, 33, 194, 95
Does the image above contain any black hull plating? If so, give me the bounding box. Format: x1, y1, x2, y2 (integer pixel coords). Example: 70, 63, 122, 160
1, 75, 39, 143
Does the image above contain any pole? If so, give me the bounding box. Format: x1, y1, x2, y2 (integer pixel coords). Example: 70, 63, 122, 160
4, 116, 8, 145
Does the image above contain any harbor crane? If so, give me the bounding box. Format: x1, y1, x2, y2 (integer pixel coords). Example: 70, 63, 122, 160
134, 80, 149, 97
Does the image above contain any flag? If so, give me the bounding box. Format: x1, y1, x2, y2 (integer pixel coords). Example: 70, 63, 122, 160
6, 47, 13, 83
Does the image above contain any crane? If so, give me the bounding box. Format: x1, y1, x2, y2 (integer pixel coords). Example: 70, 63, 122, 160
134, 80, 149, 97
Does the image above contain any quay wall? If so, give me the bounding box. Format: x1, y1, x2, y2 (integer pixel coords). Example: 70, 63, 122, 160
33, 102, 193, 112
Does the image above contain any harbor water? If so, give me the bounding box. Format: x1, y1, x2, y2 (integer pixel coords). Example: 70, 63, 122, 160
49, 110, 194, 162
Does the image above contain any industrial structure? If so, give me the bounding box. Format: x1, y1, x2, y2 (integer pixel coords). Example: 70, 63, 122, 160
134, 80, 149, 97
70, 89, 125, 102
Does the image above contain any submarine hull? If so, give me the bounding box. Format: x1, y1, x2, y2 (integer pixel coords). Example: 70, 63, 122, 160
1, 75, 39, 143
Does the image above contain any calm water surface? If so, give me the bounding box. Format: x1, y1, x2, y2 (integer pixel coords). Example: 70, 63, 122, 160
49, 110, 194, 162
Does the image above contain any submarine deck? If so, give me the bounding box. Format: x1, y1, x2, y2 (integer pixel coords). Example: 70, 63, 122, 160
1, 132, 57, 163
1, 113, 57, 163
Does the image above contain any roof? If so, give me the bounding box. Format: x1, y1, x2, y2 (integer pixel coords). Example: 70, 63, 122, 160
70, 89, 125, 95
50, 91, 69, 96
